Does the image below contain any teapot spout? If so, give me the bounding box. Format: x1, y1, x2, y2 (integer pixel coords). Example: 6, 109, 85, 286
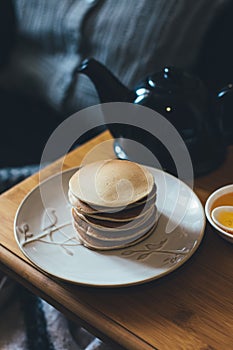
78, 58, 135, 103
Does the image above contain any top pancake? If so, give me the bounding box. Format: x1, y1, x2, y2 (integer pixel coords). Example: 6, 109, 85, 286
69, 159, 154, 207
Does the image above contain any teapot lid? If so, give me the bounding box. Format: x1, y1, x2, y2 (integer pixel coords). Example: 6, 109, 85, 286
147, 66, 198, 93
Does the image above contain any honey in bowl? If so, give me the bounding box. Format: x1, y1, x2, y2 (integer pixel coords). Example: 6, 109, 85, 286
211, 193, 233, 234
211, 192, 233, 210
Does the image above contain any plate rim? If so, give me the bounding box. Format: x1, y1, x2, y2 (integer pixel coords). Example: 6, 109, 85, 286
14, 166, 206, 288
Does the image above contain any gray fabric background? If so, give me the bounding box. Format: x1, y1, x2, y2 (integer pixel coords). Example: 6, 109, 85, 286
0, 0, 230, 114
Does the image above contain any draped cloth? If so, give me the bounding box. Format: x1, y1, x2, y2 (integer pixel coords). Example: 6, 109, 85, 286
0, 0, 231, 114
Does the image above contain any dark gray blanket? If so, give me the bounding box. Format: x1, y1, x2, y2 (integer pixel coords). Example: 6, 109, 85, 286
0, 275, 112, 350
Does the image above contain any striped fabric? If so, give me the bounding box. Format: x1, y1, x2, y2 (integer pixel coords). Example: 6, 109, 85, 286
0, 0, 230, 114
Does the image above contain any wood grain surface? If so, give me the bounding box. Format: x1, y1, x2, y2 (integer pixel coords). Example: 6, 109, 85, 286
1, 130, 233, 350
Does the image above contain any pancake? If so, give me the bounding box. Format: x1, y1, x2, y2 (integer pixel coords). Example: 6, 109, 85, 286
72, 206, 157, 231
68, 185, 156, 214
73, 207, 157, 241
73, 222, 157, 251
80, 197, 155, 222
69, 159, 154, 207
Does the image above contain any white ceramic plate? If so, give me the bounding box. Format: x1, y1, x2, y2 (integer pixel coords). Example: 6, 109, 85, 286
14, 167, 205, 287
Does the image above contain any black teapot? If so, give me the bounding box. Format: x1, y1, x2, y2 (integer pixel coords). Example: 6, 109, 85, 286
78, 58, 228, 176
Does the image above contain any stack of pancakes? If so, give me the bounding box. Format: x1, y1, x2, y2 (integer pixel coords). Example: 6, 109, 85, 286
68, 159, 157, 250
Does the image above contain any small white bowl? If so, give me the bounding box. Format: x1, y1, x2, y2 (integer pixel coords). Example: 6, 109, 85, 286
211, 206, 233, 233
205, 184, 233, 243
